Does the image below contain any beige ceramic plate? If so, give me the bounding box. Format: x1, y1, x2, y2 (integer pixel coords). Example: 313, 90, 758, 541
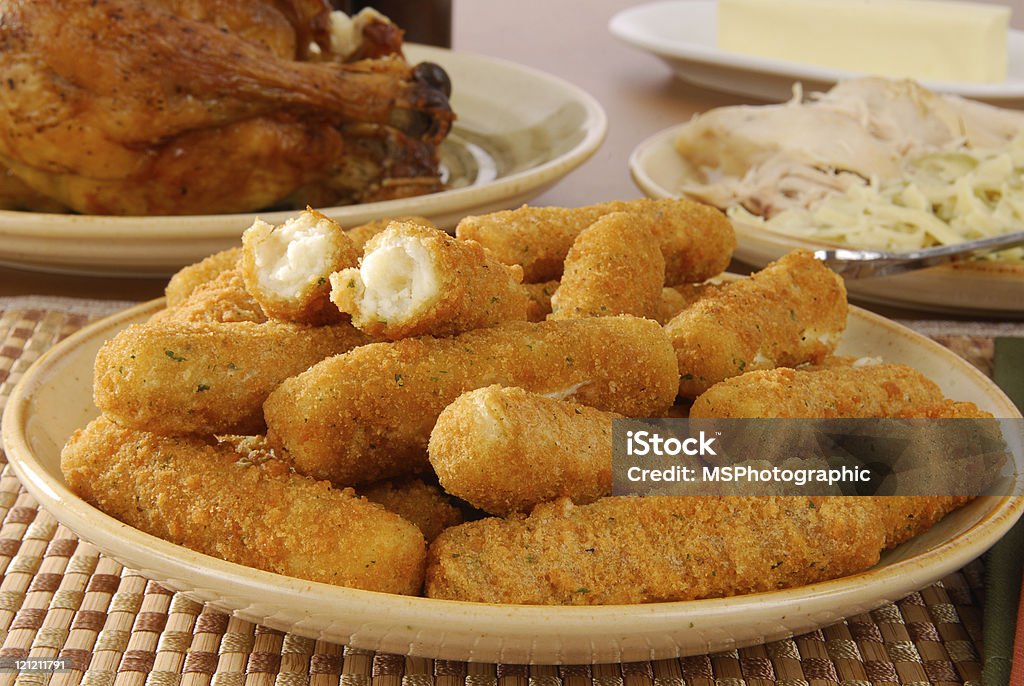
4, 300, 1023, 663
630, 123, 1024, 317
0, 45, 606, 277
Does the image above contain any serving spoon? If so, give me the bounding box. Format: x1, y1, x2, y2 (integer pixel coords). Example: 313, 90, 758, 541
815, 230, 1024, 279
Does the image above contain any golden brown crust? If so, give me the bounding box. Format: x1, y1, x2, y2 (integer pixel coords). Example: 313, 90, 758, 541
425, 496, 889, 605
165, 247, 243, 307
549, 212, 665, 320
524, 280, 560, 322
61, 416, 426, 594
425, 356, 982, 605
873, 400, 992, 548
345, 215, 436, 251
264, 316, 679, 486
457, 204, 612, 283
360, 477, 465, 541
71, 199, 989, 606
154, 267, 266, 325
896, 399, 994, 418
796, 355, 869, 371
871, 497, 975, 548
525, 280, 719, 324
455, 198, 735, 284
429, 385, 619, 515
654, 283, 721, 325
94, 319, 370, 435
666, 250, 848, 398
689, 364, 946, 419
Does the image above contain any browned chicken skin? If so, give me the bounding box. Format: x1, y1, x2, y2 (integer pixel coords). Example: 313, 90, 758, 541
0, 0, 454, 214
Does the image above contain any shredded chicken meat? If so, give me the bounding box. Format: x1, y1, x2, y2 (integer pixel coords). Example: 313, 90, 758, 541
676, 78, 1024, 218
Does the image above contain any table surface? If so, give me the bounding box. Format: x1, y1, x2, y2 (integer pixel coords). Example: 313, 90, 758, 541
0, 0, 1021, 309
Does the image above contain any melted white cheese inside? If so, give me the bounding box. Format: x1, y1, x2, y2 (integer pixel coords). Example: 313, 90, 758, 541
357, 235, 440, 323
252, 214, 333, 298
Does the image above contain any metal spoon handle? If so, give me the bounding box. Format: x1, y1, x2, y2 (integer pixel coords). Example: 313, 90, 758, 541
815, 230, 1024, 279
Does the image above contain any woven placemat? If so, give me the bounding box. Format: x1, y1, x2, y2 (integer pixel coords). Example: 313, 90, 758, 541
0, 303, 1006, 684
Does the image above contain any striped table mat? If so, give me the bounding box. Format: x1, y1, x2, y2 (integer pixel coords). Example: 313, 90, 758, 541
0, 299, 1018, 686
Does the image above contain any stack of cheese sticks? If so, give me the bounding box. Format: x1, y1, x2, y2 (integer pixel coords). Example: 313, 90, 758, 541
62, 198, 986, 605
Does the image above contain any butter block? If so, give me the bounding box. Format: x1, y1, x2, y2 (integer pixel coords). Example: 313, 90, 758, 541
718, 0, 1009, 83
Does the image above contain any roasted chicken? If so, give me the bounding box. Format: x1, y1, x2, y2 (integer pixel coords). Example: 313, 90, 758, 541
0, 0, 454, 215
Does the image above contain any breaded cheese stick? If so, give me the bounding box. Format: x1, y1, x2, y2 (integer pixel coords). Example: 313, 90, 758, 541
666, 250, 848, 398
425, 496, 888, 605
264, 316, 679, 485
524, 281, 560, 322
457, 204, 611, 282
873, 496, 974, 548
689, 364, 947, 419
527, 280, 719, 325
872, 400, 991, 547
62, 416, 425, 594
165, 247, 242, 307
152, 268, 266, 325
360, 477, 465, 541
429, 385, 619, 515
346, 215, 435, 251
242, 209, 359, 324
95, 320, 370, 436
689, 365, 998, 505
330, 222, 529, 339
655, 283, 722, 324
549, 212, 665, 320
899, 399, 995, 419
456, 198, 735, 284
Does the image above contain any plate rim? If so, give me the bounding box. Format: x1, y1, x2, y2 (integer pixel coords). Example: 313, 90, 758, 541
2, 298, 1022, 661
609, 0, 1024, 99
0, 43, 608, 240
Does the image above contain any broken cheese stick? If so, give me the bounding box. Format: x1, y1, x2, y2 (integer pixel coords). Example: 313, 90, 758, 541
242, 209, 359, 324
330, 221, 528, 339
164, 216, 435, 311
